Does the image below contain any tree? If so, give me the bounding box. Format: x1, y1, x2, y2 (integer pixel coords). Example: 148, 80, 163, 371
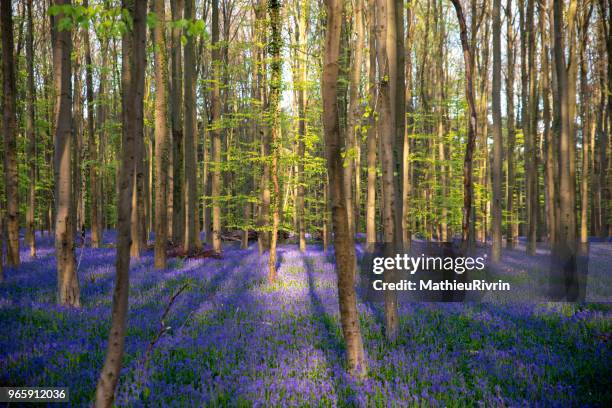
52, 0, 80, 306
95, 1, 146, 404
525, 0, 538, 255
268, 0, 282, 282
375, 0, 399, 341
551, 0, 577, 299
322, 0, 367, 376
365, 0, 377, 248
295, 0, 309, 252
154, 0, 169, 269
450, 0, 477, 254
491, 0, 502, 261
506, 0, 516, 249
183, 0, 201, 252
170, 0, 184, 245
25, 0, 37, 258
211, 0, 222, 254
1, 0, 20, 267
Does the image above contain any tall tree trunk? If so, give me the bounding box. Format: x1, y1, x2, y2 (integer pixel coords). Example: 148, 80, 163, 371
394, 0, 405, 246
296, 0, 309, 252
84, 0, 100, 249
25, 0, 37, 257
95, 1, 145, 405
365, 0, 377, 248
525, 0, 538, 255
170, 0, 184, 245
551, 0, 577, 298
506, 0, 516, 249
183, 0, 201, 252
52, 0, 79, 306
1, 0, 20, 267
402, 1, 413, 247
375, 0, 399, 342
256, 0, 271, 255
491, 0, 502, 261
130, 0, 147, 259
154, 0, 169, 269
450, 0, 477, 254
268, 0, 282, 282
211, 0, 222, 254
322, 0, 367, 376
539, 0, 555, 245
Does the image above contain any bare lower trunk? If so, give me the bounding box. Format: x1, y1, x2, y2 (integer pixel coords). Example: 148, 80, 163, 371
1, 0, 20, 267
211, 0, 222, 254
183, 0, 200, 252
268, 0, 282, 282
153, 0, 168, 269
52, 0, 79, 306
451, 0, 477, 254
506, 0, 516, 249
25, 0, 36, 258
491, 0, 502, 261
322, 0, 366, 376
94, 2, 144, 405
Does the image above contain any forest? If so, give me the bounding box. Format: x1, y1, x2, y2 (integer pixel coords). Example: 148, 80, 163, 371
0, 0, 611, 406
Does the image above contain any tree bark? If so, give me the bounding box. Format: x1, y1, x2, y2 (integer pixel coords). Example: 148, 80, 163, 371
450, 0, 477, 254
170, 0, 184, 245
25, 0, 36, 258
525, 0, 538, 255
154, 0, 169, 269
491, 0, 502, 261
322, 0, 367, 376
296, 0, 309, 252
551, 0, 577, 299
506, 0, 516, 249
211, 0, 222, 254
365, 0, 377, 248
130, 0, 147, 258
52, 0, 79, 306
1, 0, 20, 267
95, 1, 145, 405
539, 0, 555, 245
183, 0, 201, 252
268, 0, 282, 282
375, 0, 399, 342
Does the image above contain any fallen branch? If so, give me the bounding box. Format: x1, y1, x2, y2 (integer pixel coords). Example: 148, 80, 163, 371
136, 282, 190, 388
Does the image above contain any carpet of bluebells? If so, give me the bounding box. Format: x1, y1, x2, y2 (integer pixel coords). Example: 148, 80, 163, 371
1, 231, 611, 407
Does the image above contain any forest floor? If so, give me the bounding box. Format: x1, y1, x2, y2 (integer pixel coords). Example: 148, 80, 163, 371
1, 232, 611, 407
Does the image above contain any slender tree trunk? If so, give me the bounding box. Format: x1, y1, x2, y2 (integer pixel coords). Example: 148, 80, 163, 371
450, 0, 477, 254
84, 0, 100, 249
1, 0, 20, 267
130, 0, 147, 259
375, 0, 399, 342
211, 0, 222, 254
95, 2, 145, 405
170, 0, 184, 245
539, 0, 555, 245
366, 0, 377, 248
52, 0, 79, 306
525, 0, 538, 255
268, 0, 282, 282
154, 0, 169, 269
183, 0, 200, 252
491, 0, 502, 261
506, 0, 516, 249
402, 1, 413, 247
24, 0, 37, 257
322, 0, 366, 376
296, 0, 309, 252
551, 0, 577, 298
